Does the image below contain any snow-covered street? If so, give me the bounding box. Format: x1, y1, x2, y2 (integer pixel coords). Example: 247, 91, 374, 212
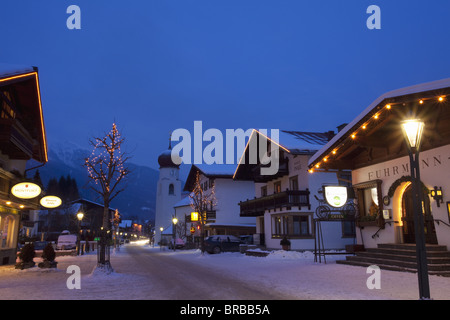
1, 242, 450, 301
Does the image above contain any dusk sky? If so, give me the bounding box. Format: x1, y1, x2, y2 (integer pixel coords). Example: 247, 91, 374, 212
2, 1, 450, 174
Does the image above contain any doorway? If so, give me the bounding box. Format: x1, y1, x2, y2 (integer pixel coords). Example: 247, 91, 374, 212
401, 184, 437, 244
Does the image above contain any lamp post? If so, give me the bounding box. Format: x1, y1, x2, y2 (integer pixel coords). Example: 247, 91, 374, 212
172, 216, 178, 251
76, 211, 84, 255
159, 227, 164, 250
401, 119, 430, 299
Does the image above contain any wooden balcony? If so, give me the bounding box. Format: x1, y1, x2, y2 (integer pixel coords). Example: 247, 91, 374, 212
239, 189, 311, 217
0, 118, 34, 160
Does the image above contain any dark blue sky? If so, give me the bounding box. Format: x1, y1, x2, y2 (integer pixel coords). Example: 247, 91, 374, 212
2, 1, 450, 175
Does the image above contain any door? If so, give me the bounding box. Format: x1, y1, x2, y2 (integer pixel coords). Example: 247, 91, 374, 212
401, 184, 438, 244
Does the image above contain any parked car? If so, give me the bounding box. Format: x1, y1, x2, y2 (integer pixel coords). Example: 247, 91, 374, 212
240, 235, 253, 244
18, 241, 48, 251
33, 241, 49, 250
56, 231, 77, 250
204, 235, 244, 254
169, 238, 185, 249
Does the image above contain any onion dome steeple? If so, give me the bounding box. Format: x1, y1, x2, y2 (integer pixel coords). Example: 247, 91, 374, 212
157, 134, 181, 168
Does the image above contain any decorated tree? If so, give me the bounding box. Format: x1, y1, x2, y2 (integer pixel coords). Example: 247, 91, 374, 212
189, 170, 216, 254
84, 123, 131, 272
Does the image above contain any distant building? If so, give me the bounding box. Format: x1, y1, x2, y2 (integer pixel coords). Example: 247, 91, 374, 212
234, 129, 356, 251
154, 143, 182, 245
182, 164, 256, 237
37, 198, 116, 241
0, 64, 48, 265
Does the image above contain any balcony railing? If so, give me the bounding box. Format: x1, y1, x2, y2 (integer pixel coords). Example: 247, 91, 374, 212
239, 189, 311, 217
0, 118, 34, 160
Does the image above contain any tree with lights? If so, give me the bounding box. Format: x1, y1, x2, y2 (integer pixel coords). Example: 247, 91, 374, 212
84, 123, 131, 272
189, 170, 216, 254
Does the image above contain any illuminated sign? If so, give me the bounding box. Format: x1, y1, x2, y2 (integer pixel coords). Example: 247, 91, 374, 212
191, 212, 199, 222
11, 182, 41, 199
40, 196, 62, 208
323, 186, 348, 208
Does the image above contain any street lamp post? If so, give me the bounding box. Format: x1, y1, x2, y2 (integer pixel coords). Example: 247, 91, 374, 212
401, 119, 430, 299
172, 216, 178, 251
76, 211, 84, 256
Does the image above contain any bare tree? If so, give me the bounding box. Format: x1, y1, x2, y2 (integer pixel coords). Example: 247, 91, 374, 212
189, 170, 216, 254
84, 123, 131, 271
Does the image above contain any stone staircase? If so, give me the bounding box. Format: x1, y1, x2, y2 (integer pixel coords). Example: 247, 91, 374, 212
336, 243, 450, 277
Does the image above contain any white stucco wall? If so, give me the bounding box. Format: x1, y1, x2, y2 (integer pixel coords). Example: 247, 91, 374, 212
352, 144, 450, 248
258, 153, 355, 251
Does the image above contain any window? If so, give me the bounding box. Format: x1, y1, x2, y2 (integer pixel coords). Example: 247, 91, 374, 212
0, 215, 15, 248
168, 184, 174, 195
261, 186, 267, 197
289, 176, 299, 190
342, 220, 356, 237
274, 181, 281, 194
354, 180, 383, 222
1, 90, 16, 120
293, 216, 309, 236
271, 213, 313, 238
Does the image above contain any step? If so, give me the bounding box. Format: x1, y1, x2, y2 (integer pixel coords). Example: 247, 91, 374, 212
366, 247, 450, 258
336, 260, 450, 277
336, 243, 450, 276
345, 255, 450, 272
359, 251, 450, 264
377, 243, 448, 251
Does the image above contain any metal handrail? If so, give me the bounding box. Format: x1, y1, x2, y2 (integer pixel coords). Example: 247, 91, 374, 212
434, 219, 450, 229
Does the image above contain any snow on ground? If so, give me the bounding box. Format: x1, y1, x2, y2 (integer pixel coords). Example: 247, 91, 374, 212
1, 243, 450, 300
162, 247, 450, 300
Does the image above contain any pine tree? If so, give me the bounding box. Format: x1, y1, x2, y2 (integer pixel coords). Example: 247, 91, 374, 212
33, 170, 43, 188
46, 178, 59, 196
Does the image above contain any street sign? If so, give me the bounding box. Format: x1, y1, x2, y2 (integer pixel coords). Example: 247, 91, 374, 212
191, 212, 199, 221
40, 195, 62, 208
11, 182, 41, 199
323, 186, 348, 208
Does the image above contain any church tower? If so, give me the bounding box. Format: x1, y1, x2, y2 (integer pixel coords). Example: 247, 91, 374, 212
154, 141, 181, 245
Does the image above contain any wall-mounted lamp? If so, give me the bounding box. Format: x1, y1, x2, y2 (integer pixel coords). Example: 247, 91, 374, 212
447, 202, 450, 224
430, 186, 443, 207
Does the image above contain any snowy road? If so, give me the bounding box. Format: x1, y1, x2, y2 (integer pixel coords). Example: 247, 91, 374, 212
2, 243, 450, 300
120, 245, 293, 300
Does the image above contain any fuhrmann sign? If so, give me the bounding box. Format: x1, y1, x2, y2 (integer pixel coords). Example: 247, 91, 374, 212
366, 154, 444, 181
11, 182, 41, 199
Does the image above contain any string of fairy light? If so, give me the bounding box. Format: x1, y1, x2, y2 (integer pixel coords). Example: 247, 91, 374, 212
308, 94, 447, 173
85, 123, 127, 189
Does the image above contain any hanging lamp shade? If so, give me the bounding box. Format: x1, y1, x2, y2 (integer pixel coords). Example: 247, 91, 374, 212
401, 119, 425, 151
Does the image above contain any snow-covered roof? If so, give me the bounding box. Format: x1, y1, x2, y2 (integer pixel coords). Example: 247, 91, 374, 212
0, 63, 35, 79
183, 163, 237, 191
173, 195, 192, 208
308, 77, 450, 167
193, 163, 237, 176
278, 130, 332, 154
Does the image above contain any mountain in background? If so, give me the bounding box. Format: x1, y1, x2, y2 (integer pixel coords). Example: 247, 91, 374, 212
26, 140, 159, 223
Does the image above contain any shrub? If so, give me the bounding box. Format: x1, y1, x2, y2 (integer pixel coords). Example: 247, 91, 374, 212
19, 243, 35, 263
42, 243, 56, 262
280, 236, 291, 246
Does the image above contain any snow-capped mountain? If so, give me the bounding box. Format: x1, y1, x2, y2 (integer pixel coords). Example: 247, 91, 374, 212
26, 140, 159, 222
